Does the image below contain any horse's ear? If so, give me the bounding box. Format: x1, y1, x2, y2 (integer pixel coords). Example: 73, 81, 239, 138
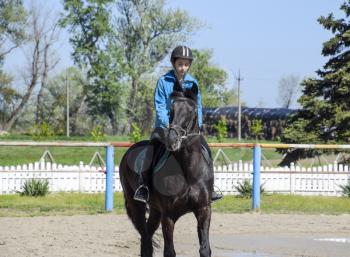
173, 80, 183, 92
191, 82, 198, 96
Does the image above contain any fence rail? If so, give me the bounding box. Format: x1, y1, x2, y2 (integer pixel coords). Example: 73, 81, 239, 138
1, 161, 349, 196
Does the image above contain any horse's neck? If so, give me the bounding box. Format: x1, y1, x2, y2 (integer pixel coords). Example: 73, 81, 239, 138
174, 137, 204, 181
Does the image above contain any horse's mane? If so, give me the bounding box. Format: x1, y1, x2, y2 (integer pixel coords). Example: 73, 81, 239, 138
170, 89, 197, 105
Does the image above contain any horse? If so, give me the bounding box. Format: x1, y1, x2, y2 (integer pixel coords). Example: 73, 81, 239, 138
119, 81, 214, 257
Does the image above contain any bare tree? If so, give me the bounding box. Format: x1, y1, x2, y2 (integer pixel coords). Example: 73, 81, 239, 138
35, 8, 60, 125
277, 74, 300, 109
3, 2, 60, 131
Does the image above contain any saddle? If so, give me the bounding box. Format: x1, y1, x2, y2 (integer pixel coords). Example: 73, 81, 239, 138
132, 141, 211, 176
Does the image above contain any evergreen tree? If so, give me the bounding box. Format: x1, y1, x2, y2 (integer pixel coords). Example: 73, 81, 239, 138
280, 1, 350, 165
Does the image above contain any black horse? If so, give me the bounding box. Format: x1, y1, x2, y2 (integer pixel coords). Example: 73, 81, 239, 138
119, 82, 213, 257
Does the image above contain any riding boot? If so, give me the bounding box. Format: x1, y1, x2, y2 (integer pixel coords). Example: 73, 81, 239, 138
200, 136, 224, 202
133, 148, 154, 203
211, 191, 223, 202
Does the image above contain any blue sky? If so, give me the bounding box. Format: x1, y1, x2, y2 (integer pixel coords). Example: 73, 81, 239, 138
166, 0, 345, 108
6, 0, 346, 108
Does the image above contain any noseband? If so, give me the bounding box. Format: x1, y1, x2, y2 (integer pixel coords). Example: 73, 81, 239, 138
169, 97, 201, 141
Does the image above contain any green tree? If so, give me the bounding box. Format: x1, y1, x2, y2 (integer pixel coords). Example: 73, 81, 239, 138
60, 0, 125, 134
114, 0, 199, 127
0, 0, 27, 128
0, 0, 27, 63
251, 119, 263, 141
280, 1, 350, 165
213, 116, 228, 143
189, 49, 232, 107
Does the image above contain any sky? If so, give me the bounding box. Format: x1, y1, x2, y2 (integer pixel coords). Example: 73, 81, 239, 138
5, 0, 347, 109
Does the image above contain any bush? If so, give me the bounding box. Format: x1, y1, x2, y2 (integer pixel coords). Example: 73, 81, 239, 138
90, 125, 106, 141
234, 179, 264, 198
340, 181, 350, 197
129, 122, 142, 143
213, 116, 228, 143
20, 179, 50, 197
251, 119, 263, 140
30, 122, 55, 140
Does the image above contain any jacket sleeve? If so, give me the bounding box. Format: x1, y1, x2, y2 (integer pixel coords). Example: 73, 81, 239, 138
154, 79, 169, 128
197, 87, 203, 128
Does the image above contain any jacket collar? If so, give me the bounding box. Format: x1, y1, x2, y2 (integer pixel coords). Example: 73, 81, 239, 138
164, 70, 195, 83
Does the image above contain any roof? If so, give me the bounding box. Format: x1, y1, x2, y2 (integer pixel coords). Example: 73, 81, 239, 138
203, 106, 297, 120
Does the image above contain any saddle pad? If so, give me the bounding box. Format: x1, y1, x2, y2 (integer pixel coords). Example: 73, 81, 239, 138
130, 145, 169, 175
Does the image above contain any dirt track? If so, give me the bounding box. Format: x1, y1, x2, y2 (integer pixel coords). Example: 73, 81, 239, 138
0, 213, 349, 257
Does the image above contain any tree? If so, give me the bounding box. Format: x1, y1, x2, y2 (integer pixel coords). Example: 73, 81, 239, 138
0, 0, 28, 128
280, 1, 350, 165
251, 119, 263, 141
1, 3, 61, 131
189, 49, 230, 107
43, 67, 89, 135
276, 74, 300, 109
60, 0, 125, 134
0, 0, 27, 63
114, 0, 199, 126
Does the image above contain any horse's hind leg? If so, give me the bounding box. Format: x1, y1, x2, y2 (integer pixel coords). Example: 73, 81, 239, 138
194, 206, 212, 257
125, 200, 152, 257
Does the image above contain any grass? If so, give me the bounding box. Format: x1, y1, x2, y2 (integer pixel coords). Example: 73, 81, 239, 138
0, 192, 125, 217
213, 194, 350, 215
0, 192, 349, 217
0, 135, 282, 166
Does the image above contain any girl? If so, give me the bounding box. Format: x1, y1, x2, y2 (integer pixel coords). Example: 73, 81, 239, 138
134, 45, 222, 203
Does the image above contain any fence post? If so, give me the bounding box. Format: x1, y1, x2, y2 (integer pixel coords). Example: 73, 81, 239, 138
252, 144, 261, 210
105, 145, 114, 211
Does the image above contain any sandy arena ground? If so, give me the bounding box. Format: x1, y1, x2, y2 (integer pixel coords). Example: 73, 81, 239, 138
0, 213, 350, 257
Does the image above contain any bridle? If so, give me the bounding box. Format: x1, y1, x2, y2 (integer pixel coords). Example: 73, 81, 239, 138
168, 97, 201, 141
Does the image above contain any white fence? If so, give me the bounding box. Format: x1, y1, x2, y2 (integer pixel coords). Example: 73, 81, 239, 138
0, 161, 349, 196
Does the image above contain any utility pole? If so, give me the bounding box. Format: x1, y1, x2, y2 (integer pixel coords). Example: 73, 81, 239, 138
66, 73, 70, 137
236, 70, 243, 141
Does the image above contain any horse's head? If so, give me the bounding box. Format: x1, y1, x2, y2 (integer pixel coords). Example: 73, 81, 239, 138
166, 81, 200, 151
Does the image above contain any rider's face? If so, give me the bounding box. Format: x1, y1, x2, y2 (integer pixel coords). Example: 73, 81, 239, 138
173, 58, 191, 79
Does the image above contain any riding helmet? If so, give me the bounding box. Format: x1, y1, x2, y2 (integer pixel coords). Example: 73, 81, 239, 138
170, 45, 193, 63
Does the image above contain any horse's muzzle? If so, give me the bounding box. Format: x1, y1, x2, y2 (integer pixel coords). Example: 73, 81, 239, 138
166, 128, 182, 151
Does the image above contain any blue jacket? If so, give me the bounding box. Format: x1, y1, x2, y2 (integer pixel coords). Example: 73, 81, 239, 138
154, 70, 203, 128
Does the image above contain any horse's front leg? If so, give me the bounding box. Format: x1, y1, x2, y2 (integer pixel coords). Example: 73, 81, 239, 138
194, 206, 212, 257
161, 215, 176, 257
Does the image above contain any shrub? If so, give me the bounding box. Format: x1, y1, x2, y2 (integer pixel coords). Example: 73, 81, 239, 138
129, 122, 142, 143
234, 179, 264, 198
90, 125, 106, 141
20, 179, 49, 197
339, 181, 350, 197
31, 122, 55, 140
213, 116, 228, 143
251, 119, 263, 140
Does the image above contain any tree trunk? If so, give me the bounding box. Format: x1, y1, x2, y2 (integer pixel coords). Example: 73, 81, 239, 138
127, 76, 139, 124
3, 38, 41, 131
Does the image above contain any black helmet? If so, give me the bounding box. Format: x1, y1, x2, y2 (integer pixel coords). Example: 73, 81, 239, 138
170, 45, 193, 63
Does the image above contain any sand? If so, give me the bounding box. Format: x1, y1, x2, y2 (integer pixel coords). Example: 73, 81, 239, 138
0, 213, 349, 257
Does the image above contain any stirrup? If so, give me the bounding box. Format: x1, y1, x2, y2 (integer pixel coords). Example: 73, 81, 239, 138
133, 185, 150, 203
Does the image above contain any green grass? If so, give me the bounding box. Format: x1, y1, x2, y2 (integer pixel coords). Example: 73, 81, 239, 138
0, 192, 125, 217
0, 193, 349, 217
212, 194, 350, 215
0, 135, 282, 165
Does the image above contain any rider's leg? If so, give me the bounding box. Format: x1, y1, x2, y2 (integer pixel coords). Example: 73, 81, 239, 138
200, 136, 223, 202
134, 128, 167, 203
